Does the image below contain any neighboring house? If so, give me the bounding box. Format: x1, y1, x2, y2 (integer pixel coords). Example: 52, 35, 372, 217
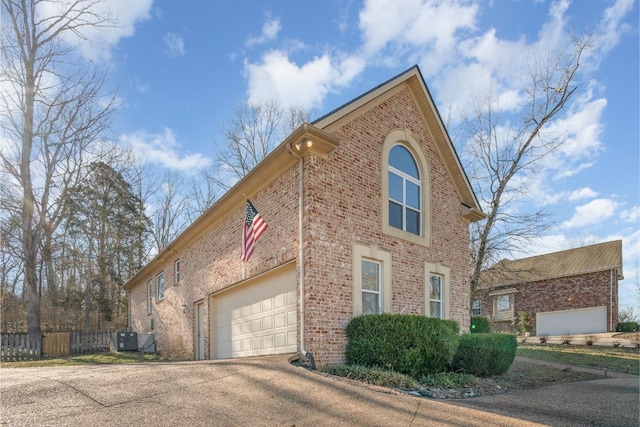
123, 66, 485, 366
472, 240, 623, 336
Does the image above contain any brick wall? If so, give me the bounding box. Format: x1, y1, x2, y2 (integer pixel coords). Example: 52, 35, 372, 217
473, 269, 619, 335
128, 86, 473, 365
302, 88, 471, 365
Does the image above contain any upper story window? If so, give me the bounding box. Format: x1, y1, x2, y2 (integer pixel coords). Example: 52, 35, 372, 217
174, 259, 181, 284
147, 280, 153, 314
156, 272, 165, 301
388, 145, 421, 235
381, 129, 430, 246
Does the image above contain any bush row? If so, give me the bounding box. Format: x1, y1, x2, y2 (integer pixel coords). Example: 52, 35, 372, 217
345, 314, 517, 378
617, 322, 639, 332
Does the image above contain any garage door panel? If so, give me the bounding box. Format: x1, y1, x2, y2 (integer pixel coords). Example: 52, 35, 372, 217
214, 268, 297, 359
536, 306, 607, 336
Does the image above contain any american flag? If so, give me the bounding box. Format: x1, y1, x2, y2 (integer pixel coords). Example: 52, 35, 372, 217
241, 199, 268, 262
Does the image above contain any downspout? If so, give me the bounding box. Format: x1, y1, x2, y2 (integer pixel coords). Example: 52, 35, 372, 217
610, 269, 613, 332
287, 142, 316, 370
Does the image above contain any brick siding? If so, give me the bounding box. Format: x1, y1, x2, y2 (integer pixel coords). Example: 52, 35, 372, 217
128, 86, 473, 365
473, 269, 619, 334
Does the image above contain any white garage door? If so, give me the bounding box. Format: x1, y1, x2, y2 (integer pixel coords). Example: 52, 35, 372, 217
536, 306, 607, 336
213, 268, 297, 358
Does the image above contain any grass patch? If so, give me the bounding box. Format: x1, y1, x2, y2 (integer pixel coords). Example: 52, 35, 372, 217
517, 343, 639, 375
418, 372, 474, 388
1, 352, 163, 368
325, 365, 418, 389
324, 365, 474, 391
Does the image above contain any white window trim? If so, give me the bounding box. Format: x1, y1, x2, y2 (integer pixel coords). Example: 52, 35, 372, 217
147, 280, 153, 314
429, 274, 443, 319
156, 272, 165, 301
174, 259, 181, 284
353, 243, 392, 315
472, 299, 482, 316
424, 262, 450, 319
361, 259, 382, 314
381, 129, 431, 247
493, 294, 515, 321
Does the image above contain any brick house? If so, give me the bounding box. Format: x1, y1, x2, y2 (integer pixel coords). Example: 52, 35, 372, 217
472, 240, 623, 336
123, 66, 485, 366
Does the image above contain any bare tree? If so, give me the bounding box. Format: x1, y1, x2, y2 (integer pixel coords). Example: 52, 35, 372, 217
462, 34, 595, 295
151, 171, 190, 251
0, 0, 115, 338
210, 100, 309, 191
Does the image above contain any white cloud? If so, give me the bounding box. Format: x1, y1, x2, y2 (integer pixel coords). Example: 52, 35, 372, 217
620, 206, 640, 223
244, 51, 365, 110
358, 0, 477, 61
120, 128, 211, 173
593, 0, 636, 60
164, 33, 186, 57
133, 77, 150, 94
553, 161, 596, 179
246, 18, 281, 46
36, 0, 153, 62
562, 198, 620, 228
568, 187, 598, 201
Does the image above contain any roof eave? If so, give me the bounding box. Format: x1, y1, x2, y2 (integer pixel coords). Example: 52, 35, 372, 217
123, 124, 340, 290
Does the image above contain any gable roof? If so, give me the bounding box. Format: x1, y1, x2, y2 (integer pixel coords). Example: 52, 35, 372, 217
124, 66, 484, 289
477, 240, 624, 289
314, 65, 484, 221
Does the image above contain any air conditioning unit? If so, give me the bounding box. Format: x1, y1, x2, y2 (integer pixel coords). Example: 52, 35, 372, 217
112, 332, 138, 351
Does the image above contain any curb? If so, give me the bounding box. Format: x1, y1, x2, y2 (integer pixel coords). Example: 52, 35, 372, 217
515, 355, 639, 379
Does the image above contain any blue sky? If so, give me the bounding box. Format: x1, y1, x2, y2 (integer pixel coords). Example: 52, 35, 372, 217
57, 0, 639, 308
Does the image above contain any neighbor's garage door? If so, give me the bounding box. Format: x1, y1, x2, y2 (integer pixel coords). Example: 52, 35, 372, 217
536, 306, 607, 336
213, 268, 297, 358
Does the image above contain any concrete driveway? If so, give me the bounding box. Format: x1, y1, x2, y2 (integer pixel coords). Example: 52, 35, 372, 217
1, 355, 637, 426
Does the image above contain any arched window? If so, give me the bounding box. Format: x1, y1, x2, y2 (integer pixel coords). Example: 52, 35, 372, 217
388, 145, 421, 235
381, 129, 430, 246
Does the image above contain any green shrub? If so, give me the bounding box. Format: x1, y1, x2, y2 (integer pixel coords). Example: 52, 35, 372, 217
617, 321, 639, 332
345, 313, 459, 377
470, 316, 490, 333
451, 333, 517, 376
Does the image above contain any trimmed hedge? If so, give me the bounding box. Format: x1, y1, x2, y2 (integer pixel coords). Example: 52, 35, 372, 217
345, 314, 459, 377
470, 316, 490, 333
617, 321, 639, 332
452, 333, 517, 376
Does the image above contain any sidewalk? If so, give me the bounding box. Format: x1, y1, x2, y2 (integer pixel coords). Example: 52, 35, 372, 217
515, 355, 639, 379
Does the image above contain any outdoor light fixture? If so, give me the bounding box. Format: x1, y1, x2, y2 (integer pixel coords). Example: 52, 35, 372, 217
182, 303, 188, 313
294, 138, 313, 151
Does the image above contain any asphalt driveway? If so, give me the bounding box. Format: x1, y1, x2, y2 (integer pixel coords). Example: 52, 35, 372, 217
1, 355, 638, 426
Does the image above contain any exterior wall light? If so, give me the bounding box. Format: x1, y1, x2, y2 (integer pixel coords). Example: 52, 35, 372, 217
294, 138, 313, 151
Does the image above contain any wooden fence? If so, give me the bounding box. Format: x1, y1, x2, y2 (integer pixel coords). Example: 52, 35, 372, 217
70, 330, 112, 355
1, 330, 114, 361
1, 333, 41, 362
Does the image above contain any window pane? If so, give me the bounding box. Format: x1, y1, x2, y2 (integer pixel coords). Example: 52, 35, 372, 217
362, 292, 379, 315
389, 201, 403, 229
406, 181, 420, 209
361, 260, 380, 291
429, 276, 441, 300
389, 146, 419, 179
406, 208, 420, 235
430, 301, 441, 319
498, 295, 510, 310
388, 172, 403, 201
157, 273, 164, 299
